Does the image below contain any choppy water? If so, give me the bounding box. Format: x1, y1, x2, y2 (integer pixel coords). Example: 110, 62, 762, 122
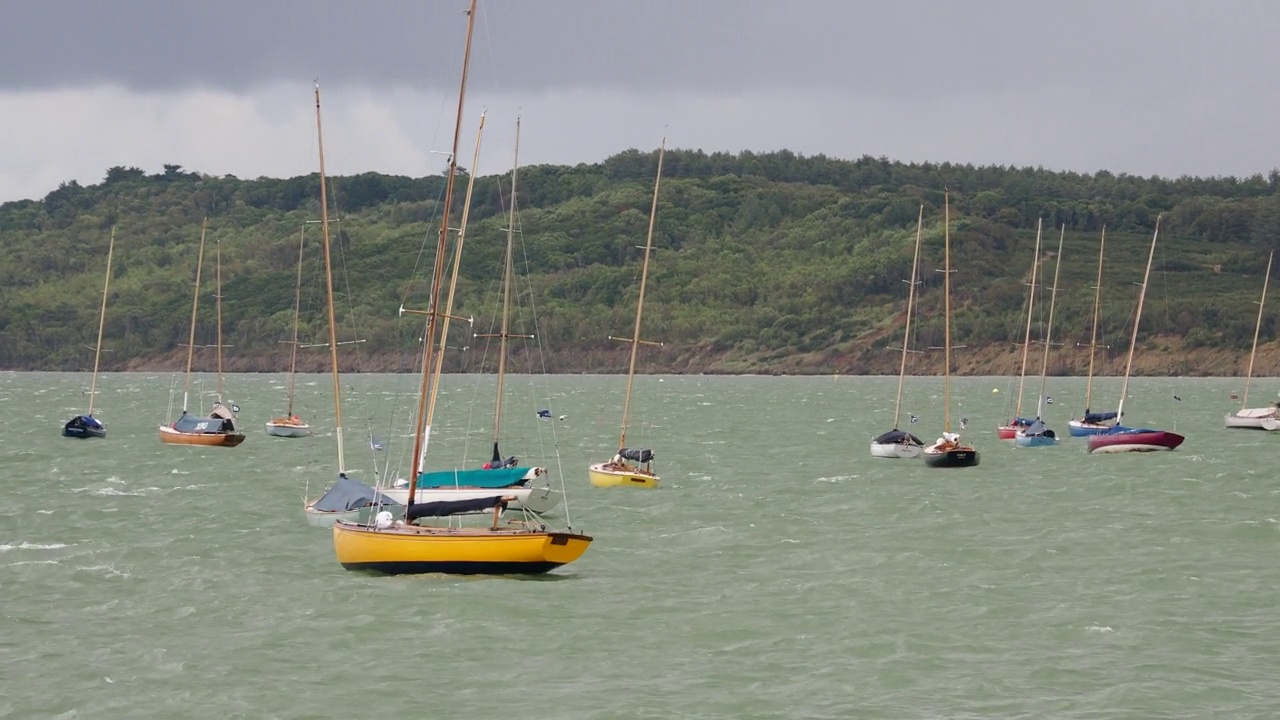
3, 371, 1279, 719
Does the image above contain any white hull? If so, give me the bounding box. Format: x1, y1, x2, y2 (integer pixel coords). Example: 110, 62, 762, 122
381, 485, 564, 514
266, 422, 311, 438
869, 441, 922, 459
1224, 409, 1279, 429
304, 502, 359, 527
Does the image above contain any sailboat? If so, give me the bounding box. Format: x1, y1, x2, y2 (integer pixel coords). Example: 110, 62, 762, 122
1015, 225, 1065, 448
379, 116, 563, 514
587, 140, 665, 489
870, 205, 925, 458
332, 0, 591, 575
266, 225, 312, 437
301, 84, 396, 526
1068, 228, 1118, 436
1087, 217, 1185, 453
996, 219, 1043, 440
1224, 251, 1279, 430
63, 226, 115, 439
158, 221, 245, 447
923, 192, 980, 468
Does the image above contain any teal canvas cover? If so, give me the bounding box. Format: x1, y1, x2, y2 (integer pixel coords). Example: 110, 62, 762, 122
415, 466, 533, 489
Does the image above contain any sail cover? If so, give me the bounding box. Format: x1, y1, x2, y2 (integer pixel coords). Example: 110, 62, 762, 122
171, 412, 235, 434
66, 415, 105, 432
406, 495, 509, 522
618, 448, 654, 463
872, 429, 923, 445
1083, 410, 1118, 424
1022, 419, 1053, 437
311, 475, 400, 512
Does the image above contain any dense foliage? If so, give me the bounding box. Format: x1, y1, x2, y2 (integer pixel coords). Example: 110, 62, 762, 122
2, 151, 1277, 374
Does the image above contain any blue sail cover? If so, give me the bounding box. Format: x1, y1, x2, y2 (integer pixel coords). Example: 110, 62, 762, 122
171, 412, 236, 434
415, 466, 533, 489
1083, 411, 1118, 424
1007, 417, 1035, 427
406, 495, 509, 522
872, 429, 924, 445
311, 475, 400, 512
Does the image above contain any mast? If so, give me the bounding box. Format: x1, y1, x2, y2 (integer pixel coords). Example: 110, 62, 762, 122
215, 237, 225, 403
87, 227, 115, 417
1013, 219, 1043, 421
285, 224, 306, 418
1035, 225, 1065, 418
891, 206, 924, 429
1082, 227, 1106, 413
1240, 251, 1273, 409
619, 139, 665, 450
407, 0, 477, 507
181, 220, 208, 413
943, 191, 952, 434
427, 111, 485, 420
315, 84, 346, 474
491, 116, 521, 462
1115, 217, 1161, 424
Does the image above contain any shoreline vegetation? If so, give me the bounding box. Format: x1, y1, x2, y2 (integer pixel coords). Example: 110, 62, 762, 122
4, 150, 1279, 376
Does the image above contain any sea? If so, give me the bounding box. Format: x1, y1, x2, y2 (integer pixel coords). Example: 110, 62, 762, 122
3, 371, 1278, 719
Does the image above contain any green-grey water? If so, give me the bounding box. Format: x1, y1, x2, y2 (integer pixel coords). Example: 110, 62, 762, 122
3, 371, 1279, 719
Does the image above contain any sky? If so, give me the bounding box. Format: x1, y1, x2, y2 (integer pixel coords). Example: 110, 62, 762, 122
2, 0, 1278, 203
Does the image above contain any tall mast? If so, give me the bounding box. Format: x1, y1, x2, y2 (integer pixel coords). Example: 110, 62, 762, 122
1116, 217, 1161, 424
87, 227, 115, 417
942, 191, 952, 433
407, 0, 477, 507
1241, 251, 1273, 409
181, 220, 208, 414
491, 117, 521, 461
315, 84, 346, 474
215, 237, 224, 403
619, 139, 665, 450
285, 224, 306, 418
1035, 225, 1065, 418
892, 206, 924, 429
1083, 227, 1107, 413
1013, 219, 1043, 420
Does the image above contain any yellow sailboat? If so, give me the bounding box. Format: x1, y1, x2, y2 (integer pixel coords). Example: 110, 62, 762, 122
333, 0, 591, 574
587, 139, 665, 489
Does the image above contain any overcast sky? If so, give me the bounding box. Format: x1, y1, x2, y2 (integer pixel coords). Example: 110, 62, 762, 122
2, 0, 1277, 203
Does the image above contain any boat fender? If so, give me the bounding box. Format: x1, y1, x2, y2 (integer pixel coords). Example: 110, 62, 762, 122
375, 511, 394, 530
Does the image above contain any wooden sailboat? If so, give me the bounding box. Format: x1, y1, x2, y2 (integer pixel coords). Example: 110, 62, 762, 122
266, 225, 312, 437
1224, 251, 1279, 430
997, 219, 1043, 440
333, 0, 591, 574
158, 221, 246, 447
1015, 225, 1065, 447
587, 140, 665, 489
63, 226, 115, 439
870, 205, 925, 458
923, 191, 980, 468
1068, 228, 1117, 436
1087, 217, 1185, 453
379, 116, 563, 513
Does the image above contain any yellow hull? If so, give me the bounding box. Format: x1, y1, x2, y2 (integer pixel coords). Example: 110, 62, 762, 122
158, 426, 246, 447
332, 521, 592, 575
587, 463, 660, 489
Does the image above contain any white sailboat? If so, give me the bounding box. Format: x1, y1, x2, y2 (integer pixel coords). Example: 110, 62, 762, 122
1225, 251, 1279, 430
997, 219, 1043, 439
379, 116, 563, 514
1015, 225, 1064, 447
1068, 228, 1117, 436
870, 205, 925, 458
63, 226, 115, 439
587, 139, 665, 488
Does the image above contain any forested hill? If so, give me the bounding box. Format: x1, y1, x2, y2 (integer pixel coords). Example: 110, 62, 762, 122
3, 151, 1279, 376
